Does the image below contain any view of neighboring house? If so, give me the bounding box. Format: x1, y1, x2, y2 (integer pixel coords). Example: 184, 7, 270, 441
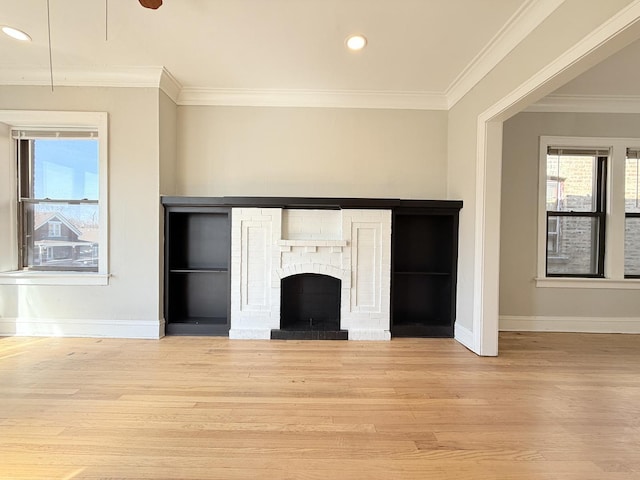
32, 212, 98, 269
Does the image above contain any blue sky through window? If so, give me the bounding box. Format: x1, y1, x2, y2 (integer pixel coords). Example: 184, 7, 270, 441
33, 139, 98, 200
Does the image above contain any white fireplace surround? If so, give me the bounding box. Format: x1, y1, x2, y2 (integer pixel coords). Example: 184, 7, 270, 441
229, 208, 392, 340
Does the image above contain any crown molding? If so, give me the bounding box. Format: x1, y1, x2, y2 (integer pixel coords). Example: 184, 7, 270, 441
525, 94, 640, 113
177, 88, 448, 110
158, 68, 182, 103
446, 0, 565, 109
0, 65, 183, 103
0, 66, 446, 109
0, 65, 168, 88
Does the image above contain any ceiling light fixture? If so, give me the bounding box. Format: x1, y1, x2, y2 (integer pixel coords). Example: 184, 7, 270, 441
1, 25, 32, 42
345, 34, 367, 51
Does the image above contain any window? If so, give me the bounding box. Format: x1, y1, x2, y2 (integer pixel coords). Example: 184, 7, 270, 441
48, 221, 62, 238
626, 149, 640, 277
538, 137, 640, 286
0, 111, 108, 284
544, 147, 607, 277
16, 131, 100, 272
546, 216, 560, 254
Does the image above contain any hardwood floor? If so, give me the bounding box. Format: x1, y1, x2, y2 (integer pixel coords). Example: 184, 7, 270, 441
1, 332, 640, 479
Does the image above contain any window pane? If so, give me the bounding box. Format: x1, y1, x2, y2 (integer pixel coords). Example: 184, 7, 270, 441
24, 202, 99, 271
33, 139, 99, 200
547, 216, 600, 275
546, 154, 596, 212
626, 155, 640, 213
626, 217, 640, 276
547, 217, 559, 254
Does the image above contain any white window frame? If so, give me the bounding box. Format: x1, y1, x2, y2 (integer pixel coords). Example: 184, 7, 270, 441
0, 111, 109, 286
537, 136, 640, 289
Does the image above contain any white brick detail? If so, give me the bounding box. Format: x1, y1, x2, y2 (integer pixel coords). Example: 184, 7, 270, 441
245, 225, 268, 307
231, 207, 391, 340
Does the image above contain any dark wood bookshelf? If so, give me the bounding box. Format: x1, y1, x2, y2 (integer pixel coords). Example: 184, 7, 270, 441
164, 206, 231, 336
391, 207, 460, 337
162, 197, 461, 338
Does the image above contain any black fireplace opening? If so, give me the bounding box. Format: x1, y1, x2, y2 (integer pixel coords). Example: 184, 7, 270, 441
272, 273, 347, 340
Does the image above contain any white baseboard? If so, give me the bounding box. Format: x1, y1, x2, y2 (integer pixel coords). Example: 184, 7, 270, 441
228, 328, 272, 339
454, 323, 476, 350
0, 317, 165, 339
499, 315, 640, 333
348, 330, 391, 341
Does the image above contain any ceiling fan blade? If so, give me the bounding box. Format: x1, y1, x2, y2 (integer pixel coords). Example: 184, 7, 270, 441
139, 0, 162, 9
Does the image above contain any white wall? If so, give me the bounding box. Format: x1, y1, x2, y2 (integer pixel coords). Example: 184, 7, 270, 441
500, 111, 640, 328
176, 106, 448, 199
0, 86, 163, 338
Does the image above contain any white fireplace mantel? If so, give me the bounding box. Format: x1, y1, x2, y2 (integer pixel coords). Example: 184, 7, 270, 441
229, 208, 391, 340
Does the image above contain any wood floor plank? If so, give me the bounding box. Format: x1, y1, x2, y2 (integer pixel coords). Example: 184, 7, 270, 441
1, 332, 640, 479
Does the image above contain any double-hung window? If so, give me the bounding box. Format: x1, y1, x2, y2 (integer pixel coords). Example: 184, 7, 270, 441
626, 149, 640, 277
538, 136, 640, 286
16, 129, 100, 272
0, 111, 108, 285
544, 147, 607, 277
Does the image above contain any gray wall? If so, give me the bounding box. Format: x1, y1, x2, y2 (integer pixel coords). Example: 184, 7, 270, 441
159, 90, 177, 196
0, 86, 163, 327
176, 106, 448, 199
500, 111, 640, 318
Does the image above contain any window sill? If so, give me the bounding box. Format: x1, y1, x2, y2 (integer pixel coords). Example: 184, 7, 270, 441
535, 277, 640, 289
0, 271, 110, 286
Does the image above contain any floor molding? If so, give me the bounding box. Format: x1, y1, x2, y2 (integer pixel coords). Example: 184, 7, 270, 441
500, 315, 640, 333
0, 317, 164, 339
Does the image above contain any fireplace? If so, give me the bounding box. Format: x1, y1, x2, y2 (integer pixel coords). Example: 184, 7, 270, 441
272, 273, 346, 339
229, 208, 391, 340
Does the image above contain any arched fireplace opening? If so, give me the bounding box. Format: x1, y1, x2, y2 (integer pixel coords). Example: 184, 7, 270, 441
272, 273, 346, 340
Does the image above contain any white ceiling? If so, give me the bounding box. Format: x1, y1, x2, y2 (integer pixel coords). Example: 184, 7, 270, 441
7, 0, 633, 112
0, 0, 569, 107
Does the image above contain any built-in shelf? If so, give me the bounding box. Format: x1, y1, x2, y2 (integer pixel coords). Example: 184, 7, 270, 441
164, 207, 231, 336
162, 197, 462, 339
391, 324, 453, 338
394, 271, 451, 276
391, 209, 460, 338
170, 268, 228, 274
165, 317, 229, 336
169, 316, 228, 325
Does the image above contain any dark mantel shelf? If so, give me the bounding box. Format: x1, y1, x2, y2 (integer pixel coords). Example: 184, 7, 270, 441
161, 196, 463, 211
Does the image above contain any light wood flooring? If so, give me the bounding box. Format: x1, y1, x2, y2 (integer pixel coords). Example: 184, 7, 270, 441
1, 332, 640, 479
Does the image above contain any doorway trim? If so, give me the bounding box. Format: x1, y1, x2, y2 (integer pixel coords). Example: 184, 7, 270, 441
472, 1, 640, 356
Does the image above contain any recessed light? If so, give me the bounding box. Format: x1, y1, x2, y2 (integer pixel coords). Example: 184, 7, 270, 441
345, 34, 367, 51
1, 25, 32, 42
